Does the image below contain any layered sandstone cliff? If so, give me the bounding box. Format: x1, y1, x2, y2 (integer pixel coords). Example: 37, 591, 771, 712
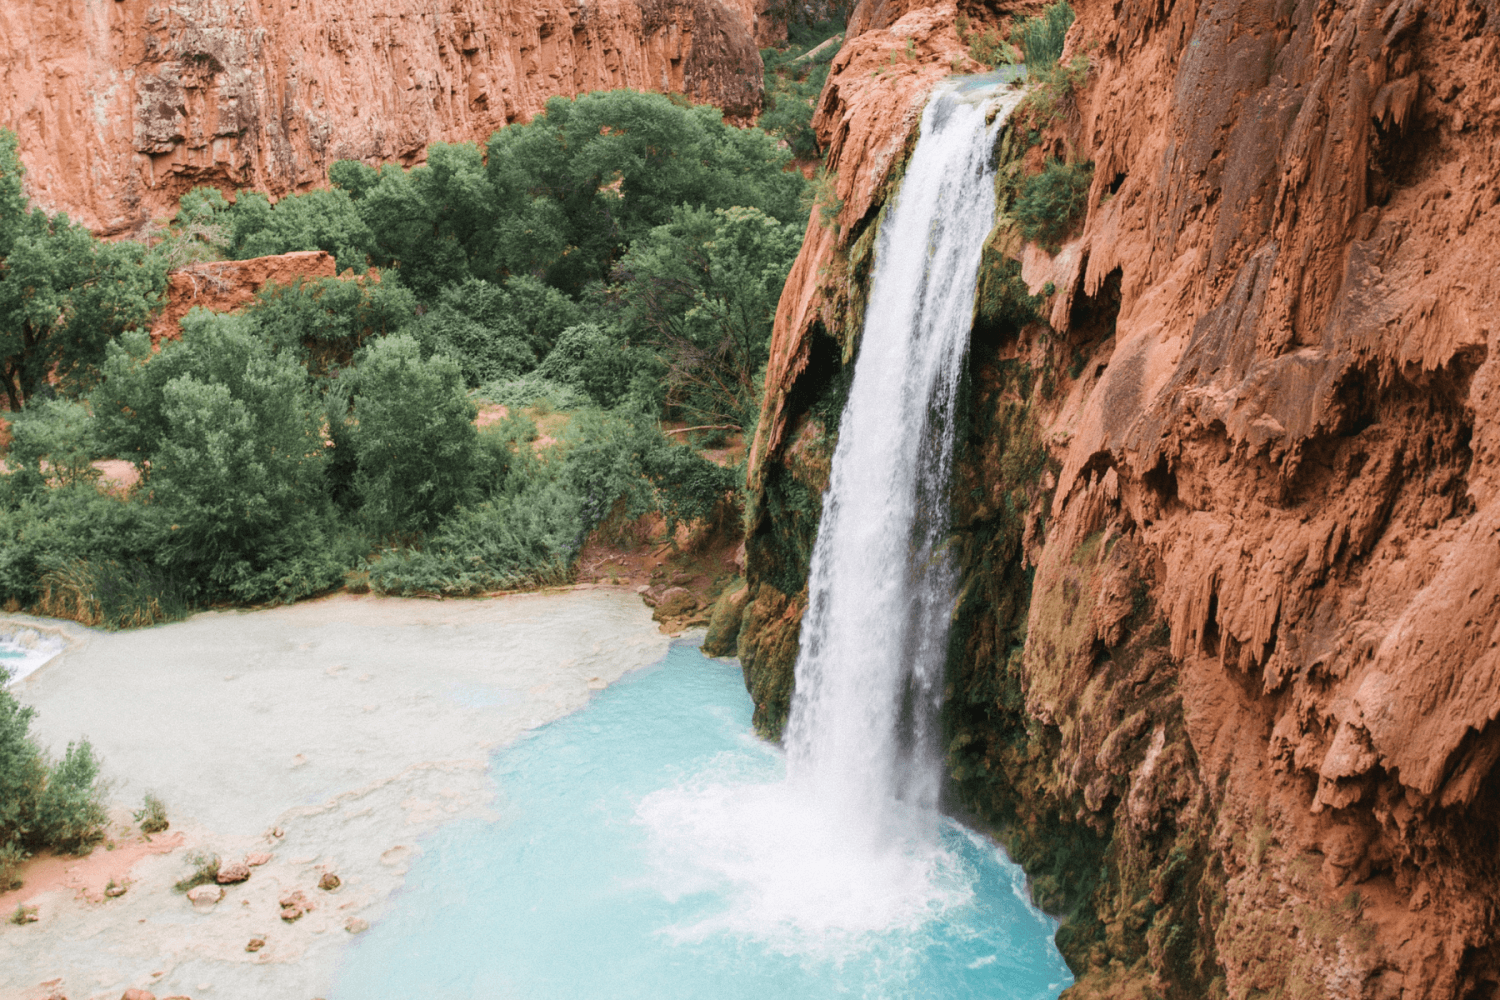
0, 0, 770, 235
732, 0, 1500, 996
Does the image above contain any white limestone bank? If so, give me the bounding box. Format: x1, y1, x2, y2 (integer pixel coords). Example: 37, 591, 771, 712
0, 588, 671, 1000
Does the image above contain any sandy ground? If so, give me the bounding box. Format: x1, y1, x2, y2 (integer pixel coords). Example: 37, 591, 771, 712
0, 588, 671, 1000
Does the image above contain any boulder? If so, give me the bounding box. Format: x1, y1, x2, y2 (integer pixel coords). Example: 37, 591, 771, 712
216, 862, 251, 884
245, 853, 272, 867
120, 990, 156, 1000
185, 885, 223, 909
245, 938, 265, 953
653, 587, 700, 619
278, 890, 311, 922
317, 872, 341, 891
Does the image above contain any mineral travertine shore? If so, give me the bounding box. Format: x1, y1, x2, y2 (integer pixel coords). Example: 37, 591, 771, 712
0, 589, 670, 1000
733, 0, 1500, 996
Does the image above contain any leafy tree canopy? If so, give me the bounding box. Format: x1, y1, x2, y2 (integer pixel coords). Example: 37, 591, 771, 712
0, 131, 166, 410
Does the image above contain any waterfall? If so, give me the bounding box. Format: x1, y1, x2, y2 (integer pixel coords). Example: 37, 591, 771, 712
783, 78, 1025, 833
634, 77, 1038, 950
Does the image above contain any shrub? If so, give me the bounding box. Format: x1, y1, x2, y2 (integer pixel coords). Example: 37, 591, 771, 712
351, 334, 479, 535
367, 486, 580, 596
173, 851, 221, 893
35, 559, 190, 631
955, 14, 1017, 69
226, 187, 376, 274
7, 400, 100, 490
247, 277, 416, 375
0, 688, 109, 870
33, 739, 107, 854
1015, 0, 1075, 76
1014, 160, 1094, 251
536, 324, 636, 408
133, 793, 169, 834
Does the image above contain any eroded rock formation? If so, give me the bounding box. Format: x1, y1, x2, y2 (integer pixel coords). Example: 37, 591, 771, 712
149, 250, 341, 341
730, 0, 1500, 996
0, 0, 770, 234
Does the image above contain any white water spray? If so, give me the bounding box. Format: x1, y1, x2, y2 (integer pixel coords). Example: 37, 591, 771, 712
639, 77, 1029, 947
783, 79, 1023, 830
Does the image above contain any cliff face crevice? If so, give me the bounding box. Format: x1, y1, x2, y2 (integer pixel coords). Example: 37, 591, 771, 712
1, 0, 769, 234
734, 0, 1500, 996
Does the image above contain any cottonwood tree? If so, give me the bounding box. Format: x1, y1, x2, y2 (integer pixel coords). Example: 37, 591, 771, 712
0, 130, 166, 411
614, 205, 803, 429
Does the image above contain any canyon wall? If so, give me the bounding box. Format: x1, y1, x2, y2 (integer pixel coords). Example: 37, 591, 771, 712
0, 0, 771, 235
727, 0, 1500, 996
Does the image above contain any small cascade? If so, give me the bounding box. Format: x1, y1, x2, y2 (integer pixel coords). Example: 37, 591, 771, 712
784, 79, 1026, 833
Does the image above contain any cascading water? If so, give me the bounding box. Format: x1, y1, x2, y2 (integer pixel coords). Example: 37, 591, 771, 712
333, 74, 1071, 1000
784, 78, 1026, 835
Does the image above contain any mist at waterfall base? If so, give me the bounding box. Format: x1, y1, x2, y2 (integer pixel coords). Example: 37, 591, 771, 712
334, 78, 1071, 997
333, 647, 1071, 998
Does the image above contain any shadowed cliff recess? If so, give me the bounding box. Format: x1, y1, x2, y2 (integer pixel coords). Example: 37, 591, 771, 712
726, 0, 1500, 996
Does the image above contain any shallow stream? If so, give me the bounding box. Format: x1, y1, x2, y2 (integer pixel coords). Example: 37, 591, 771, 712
332, 643, 1072, 999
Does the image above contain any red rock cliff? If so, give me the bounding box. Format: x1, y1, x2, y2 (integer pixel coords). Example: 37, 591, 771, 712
0, 0, 770, 234
738, 0, 1500, 996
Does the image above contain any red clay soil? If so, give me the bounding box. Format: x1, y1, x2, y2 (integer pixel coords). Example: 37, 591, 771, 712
1, 832, 184, 908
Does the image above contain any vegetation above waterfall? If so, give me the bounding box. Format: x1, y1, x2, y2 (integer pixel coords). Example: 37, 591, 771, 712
0, 74, 835, 624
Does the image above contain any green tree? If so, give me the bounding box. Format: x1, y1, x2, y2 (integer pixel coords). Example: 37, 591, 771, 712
481, 90, 805, 294
332, 143, 495, 299
351, 334, 478, 535
614, 205, 802, 427
90, 316, 342, 601
227, 187, 376, 274
0, 130, 166, 410
246, 276, 416, 375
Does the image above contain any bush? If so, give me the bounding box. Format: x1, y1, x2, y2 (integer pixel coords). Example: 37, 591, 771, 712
0, 688, 109, 873
7, 399, 99, 490
133, 793, 169, 834
351, 334, 479, 535
402, 277, 581, 387
247, 277, 416, 375
173, 851, 220, 893
536, 324, 637, 408
367, 486, 580, 596
226, 187, 376, 274
1015, 0, 1075, 75
36, 559, 190, 630
1014, 160, 1093, 251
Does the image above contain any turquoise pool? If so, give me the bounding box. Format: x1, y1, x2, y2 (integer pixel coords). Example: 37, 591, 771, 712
332, 643, 1072, 999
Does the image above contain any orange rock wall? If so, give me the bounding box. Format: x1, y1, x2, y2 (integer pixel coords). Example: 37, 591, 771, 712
746, 0, 1500, 995
0, 0, 770, 235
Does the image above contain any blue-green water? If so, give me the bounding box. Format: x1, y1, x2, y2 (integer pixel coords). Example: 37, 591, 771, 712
332, 644, 1071, 999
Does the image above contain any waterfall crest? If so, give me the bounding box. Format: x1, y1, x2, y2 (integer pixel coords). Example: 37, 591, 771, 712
783, 79, 1025, 832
